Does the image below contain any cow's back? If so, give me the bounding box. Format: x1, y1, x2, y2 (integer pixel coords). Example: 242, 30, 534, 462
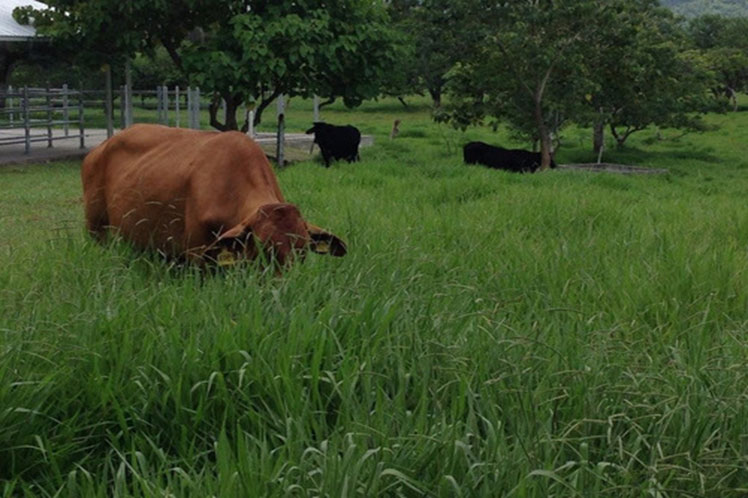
82, 124, 284, 255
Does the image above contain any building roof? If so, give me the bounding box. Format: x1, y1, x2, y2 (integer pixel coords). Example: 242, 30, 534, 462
0, 0, 46, 42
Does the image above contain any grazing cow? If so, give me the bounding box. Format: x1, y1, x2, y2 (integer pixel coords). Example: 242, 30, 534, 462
463, 141, 557, 173
82, 124, 347, 267
305, 122, 361, 167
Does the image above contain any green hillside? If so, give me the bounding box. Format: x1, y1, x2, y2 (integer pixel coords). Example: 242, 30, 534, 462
662, 0, 748, 17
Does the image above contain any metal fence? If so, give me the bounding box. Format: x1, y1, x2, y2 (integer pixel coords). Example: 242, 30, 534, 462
120, 85, 202, 129
0, 85, 84, 154
0, 83, 306, 164
0, 84, 205, 155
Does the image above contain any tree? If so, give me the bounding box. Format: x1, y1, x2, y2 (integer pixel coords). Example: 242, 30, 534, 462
14, 0, 226, 69
439, 0, 607, 169
180, 1, 400, 130
131, 48, 186, 90
20, 0, 398, 131
583, 1, 715, 155
388, 0, 486, 108
688, 15, 748, 110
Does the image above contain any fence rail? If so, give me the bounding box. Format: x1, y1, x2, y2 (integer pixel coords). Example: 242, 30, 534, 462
0, 83, 304, 161
0, 84, 208, 155
0, 85, 84, 154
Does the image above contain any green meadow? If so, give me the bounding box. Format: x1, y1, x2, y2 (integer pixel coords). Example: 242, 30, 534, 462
1, 97, 747, 496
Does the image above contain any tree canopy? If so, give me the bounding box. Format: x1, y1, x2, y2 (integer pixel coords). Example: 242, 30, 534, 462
438, 0, 612, 168
438, 0, 720, 162
19, 0, 400, 130
388, 0, 486, 108
688, 15, 748, 110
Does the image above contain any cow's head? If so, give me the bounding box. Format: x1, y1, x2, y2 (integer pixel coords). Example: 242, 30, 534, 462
305, 122, 334, 136
305, 122, 322, 135
210, 203, 346, 268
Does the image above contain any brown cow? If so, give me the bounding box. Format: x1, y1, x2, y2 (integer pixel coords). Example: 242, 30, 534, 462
81, 124, 346, 266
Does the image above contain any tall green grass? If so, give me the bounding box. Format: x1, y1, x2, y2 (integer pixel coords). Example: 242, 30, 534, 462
1, 97, 747, 496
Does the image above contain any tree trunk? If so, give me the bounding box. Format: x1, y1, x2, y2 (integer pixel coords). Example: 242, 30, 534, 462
251, 89, 282, 128
317, 96, 336, 110
224, 99, 239, 130
533, 97, 552, 170
428, 87, 442, 109
593, 120, 605, 157
208, 92, 241, 131
727, 87, 738, 112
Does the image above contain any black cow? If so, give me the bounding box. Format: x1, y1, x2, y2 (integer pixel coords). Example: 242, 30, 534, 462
306, 122, 361, 167
463, 141, 557, 173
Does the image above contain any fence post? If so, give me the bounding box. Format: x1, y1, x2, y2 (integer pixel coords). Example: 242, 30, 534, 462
163, 85, 169, 125
313, 95, 320, 123
23, 86, 30, 154
276, 94, 285, 167
125, 60, 133, 127
248, 110, 254, 137
155, 86, 161, 123
62, 83, 69, 136
175, 86, 180, 127
119, 85, 125, 129
104, 67, 113, 138
194, 87, 200, 129
8, 85, 13, 125
189, 87, 195, 129
222, 98, 227, 123
186, 87, 190, 128
46, 82, 53, 148
125, 84, 132, 127
79, 89, 85, 149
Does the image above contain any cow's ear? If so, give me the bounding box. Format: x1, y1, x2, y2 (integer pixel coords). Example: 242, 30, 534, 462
307, 223, 347, 257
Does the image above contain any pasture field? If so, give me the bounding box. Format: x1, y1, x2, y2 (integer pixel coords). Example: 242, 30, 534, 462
1, 97, 747, 497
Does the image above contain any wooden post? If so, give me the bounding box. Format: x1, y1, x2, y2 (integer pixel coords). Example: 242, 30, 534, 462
46, 82, 53, 148
104, 68, 113, 138
276, 94, 285, 167
23, 86, 30, 155
313, 95, 320, 123
248, 110, 254, 137
62, 83, 69, 136
78, 89, 85, 149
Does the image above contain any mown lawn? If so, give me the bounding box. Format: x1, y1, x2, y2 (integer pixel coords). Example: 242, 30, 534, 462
1, 97, 747, 497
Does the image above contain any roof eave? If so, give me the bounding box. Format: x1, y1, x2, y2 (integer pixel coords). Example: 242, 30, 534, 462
0, 35, 48, 42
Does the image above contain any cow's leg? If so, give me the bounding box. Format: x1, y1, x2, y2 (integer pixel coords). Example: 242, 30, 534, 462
322, 151, 331, 167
